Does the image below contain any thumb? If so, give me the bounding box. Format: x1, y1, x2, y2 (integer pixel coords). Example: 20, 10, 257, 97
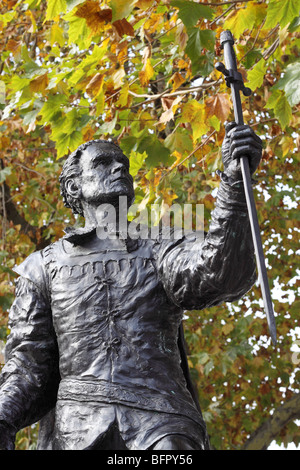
225, 121, 237, 136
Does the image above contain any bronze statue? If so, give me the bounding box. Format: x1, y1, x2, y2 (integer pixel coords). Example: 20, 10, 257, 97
0, 123, 262, 450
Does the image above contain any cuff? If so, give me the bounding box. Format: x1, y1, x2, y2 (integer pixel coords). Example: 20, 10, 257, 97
215, 177, 248, 212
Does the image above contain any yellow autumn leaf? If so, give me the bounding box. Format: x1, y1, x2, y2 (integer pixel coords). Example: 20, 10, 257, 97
139, 58, 154, 86
25, 10, 37, 33
205, 93, 231, 123
180, 100, 209, 141
6, 39, 22, 56
113, 18, 135, 37
222, 323, 234, 335
86, 73, 105, 98
112, 67, 126, 88
50, 23, 65, 47
158, 95, 183, 125
223, 1, 267, 39
116, 82, 130, 107
30, 74, 49, 93
76, 1, 112, 36
136, 0, 154, 8
110, 0, 138, 22
168, 72, 185, 92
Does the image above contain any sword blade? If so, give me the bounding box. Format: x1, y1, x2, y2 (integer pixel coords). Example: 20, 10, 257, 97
240, 156, 277, 346
221, 31, 277, 346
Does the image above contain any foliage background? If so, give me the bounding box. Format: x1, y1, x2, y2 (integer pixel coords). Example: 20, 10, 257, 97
0, 0, 299, 450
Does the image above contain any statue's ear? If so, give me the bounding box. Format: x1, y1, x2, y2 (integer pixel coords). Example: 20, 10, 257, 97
65, 178, 81, 199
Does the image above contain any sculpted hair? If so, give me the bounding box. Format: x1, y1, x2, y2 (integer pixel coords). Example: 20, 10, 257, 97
59, 139, 126, 217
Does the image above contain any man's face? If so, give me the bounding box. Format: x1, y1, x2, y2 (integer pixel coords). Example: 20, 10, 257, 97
78, 142, 134, 205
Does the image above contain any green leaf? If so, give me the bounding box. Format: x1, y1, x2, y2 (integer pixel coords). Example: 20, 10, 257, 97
64, 10, 91, 49
65, 0, 86, 12
119, 135, 138, 156
38, 94, 68, 123
224, 2, 267, 39
185, 28, 215, 75
22, 107, 42, 127
98, 115, 118, 135
68, 44, 108, 85
243, 50, 263, 70
288, 15, 300, 31
0, 11, 16, 27
56, 130, 83, 159
46, 0, 67, 20
273, 62, 300, 106
137, 134, 172, 168
264, 0, 300, 29
0, 166, 12, 183
9, 75, 30, 93
196, 351, 210, 365
208, 115, 221, 132
0, 81, 5, 105
129, 150, 146, 177
266, 90, 292, 130
246, 59, 267, 90
50, 23, 65, 47
110, 0, 138, 22
204, 359, 214, 376
164, 128, 193, 155
171, 0, 214, 29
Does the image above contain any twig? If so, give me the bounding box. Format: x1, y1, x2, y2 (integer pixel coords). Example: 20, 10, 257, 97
201, 0, 262, 5
209, 4, 235, 26
105, 57, 169, 103
129, 80, 221, 100
238, 20, 266, 64
129, 79, 222, 109
263, 37, 280, 60
14, 162, 46, 179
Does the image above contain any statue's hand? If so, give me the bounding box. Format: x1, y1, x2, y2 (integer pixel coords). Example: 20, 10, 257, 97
222, 122, 262, 181
0, 422, 15, 450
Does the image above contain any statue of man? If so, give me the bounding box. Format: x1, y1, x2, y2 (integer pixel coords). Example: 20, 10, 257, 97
0, 123, 262, 450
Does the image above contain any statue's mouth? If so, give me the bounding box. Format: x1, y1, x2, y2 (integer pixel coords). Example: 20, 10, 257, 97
112, 175, 132, 184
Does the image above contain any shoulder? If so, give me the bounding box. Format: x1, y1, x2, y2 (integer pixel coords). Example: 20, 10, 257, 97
13, 250, 45, 281
12, 239, 63, 293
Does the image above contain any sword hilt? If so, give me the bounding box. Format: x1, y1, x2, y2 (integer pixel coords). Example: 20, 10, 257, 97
215, 61, 252, 97
216, 30, 252, 97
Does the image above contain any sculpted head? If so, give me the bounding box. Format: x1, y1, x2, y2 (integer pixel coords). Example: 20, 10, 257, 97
59, 140, 135, 217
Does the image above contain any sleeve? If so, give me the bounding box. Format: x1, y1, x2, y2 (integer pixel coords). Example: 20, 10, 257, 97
0, 251, 60, 435
155, 180, 257, 311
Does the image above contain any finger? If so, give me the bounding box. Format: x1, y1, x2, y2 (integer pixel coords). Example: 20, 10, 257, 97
228, 126, 262, 144
227, 124, 248, 137
231, 145, 261, 161
225, 121, 237, 135
230, 137, 262, 153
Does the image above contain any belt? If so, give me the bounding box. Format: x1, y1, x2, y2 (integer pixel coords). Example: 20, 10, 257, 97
57, 377, 203, 426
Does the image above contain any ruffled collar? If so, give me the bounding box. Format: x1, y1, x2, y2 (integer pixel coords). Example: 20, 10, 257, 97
63, 224, 140, 253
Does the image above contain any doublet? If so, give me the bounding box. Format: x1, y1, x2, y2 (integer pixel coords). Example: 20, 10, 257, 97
0, 180, 257, 450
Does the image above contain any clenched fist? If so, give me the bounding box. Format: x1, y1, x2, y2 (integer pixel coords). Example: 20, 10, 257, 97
222, 122, 262, 182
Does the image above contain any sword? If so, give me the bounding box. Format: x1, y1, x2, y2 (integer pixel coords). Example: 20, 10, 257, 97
215, 30, 277, 347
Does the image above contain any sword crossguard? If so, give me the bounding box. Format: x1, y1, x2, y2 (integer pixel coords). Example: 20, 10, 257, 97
215, 61, 252, 97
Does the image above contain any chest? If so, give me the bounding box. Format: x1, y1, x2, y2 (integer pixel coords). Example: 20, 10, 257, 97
45, 239, 175, 334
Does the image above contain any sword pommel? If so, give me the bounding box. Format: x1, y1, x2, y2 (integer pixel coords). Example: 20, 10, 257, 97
220, 30, 234, 47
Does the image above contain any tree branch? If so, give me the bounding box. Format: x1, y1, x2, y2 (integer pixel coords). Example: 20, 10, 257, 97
242, 394, 300, 450
129, 79, 222, 109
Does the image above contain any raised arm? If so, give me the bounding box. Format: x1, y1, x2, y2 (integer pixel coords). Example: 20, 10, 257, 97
0, 252, 60, 450
156, 123, 262, 311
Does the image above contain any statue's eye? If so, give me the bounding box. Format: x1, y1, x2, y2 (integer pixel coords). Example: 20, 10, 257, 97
93, 157, 110, 168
